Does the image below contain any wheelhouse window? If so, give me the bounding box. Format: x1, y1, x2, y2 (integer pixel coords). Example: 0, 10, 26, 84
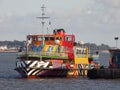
66, 36, 72, 41
45, 37, 49, 41
32, 37, 37, 41
56, 37, 62, 40
38, 37, 44, 41
50, 37, 54, 41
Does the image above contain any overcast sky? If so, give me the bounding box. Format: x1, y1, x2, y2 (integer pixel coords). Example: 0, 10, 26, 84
0, 0, 120, 47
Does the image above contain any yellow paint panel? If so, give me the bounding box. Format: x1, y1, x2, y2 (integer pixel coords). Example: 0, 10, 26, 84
52, 45, 58, 54
74, 57, 89, 64
42, 45, 50, 52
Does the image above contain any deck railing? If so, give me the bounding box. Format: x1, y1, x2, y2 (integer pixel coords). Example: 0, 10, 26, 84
17, 51, 68, 59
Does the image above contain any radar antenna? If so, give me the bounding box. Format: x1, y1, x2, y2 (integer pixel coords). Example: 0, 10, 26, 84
37, 4, 50, 44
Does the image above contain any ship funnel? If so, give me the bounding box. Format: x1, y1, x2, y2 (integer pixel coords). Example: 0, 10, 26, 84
53, 29, 65, 35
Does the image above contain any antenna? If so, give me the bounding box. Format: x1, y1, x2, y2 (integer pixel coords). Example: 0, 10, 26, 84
37, 4, 50, 45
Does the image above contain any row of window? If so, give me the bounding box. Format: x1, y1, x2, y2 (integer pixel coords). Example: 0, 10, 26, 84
31, 36, 74, 42
38, 37, 54, 41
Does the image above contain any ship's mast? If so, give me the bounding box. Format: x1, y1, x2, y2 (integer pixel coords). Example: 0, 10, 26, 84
37, 4, 50, 45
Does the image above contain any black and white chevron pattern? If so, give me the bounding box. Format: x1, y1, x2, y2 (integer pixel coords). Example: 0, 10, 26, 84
16, 60, 49, 76
77, 64, 84, 76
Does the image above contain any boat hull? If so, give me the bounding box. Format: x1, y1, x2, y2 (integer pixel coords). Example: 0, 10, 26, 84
15, 67, 69, 78
15, 60, 89, 78
15, 60, 71, 78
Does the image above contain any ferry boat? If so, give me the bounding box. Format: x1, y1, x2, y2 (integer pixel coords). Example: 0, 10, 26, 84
14, 5, 91, 78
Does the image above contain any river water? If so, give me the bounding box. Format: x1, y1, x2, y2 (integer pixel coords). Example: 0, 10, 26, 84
0, 52, 120, 90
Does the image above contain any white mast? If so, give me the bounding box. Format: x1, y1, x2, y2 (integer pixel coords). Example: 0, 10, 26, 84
37, 4, 50, 45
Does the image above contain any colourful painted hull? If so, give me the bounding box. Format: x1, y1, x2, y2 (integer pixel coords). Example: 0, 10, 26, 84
15, 59, 89, 78
15, 67, 69, 78
15, 59, 71, 78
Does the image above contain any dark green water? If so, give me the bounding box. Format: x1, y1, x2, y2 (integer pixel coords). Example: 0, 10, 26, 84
0, 52, 120, 90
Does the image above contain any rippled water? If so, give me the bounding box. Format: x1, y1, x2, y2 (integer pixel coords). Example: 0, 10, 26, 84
0, 52, 120, 90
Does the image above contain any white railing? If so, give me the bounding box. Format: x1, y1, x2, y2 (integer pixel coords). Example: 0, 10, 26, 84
17, 51, 68, 58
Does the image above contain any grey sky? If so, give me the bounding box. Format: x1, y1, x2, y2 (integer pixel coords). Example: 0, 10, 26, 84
0, 0, 120, 47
